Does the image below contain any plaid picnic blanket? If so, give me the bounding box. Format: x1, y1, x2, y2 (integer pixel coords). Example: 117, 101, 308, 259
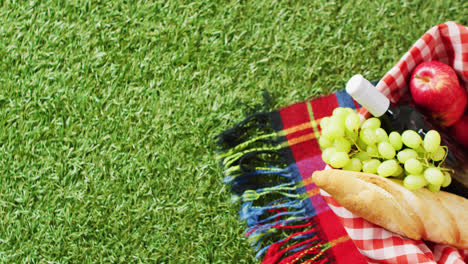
217, 21, 468, 263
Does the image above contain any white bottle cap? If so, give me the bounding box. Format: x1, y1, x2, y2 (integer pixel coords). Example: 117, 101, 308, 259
345, 74, 390, 117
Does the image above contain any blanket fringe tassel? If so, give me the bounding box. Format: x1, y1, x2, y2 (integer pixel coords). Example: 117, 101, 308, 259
217, 111, 330, 264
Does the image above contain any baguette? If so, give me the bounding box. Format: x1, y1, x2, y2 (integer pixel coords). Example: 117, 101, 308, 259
312, 169, 468, 249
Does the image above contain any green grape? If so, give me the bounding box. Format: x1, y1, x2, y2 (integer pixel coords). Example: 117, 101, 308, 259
377, 160, 398, 177
366, 145, 379, 157
356, 137, 368, 151
423, 130, 441, 153
402, 130, 422, 149
362, 159, 381, 174
424, 167, 444, 186
345, 129, 358, 142
330, 152, 350, 168
375, 128, 389, 143
333, 107, 349, 120
321, 129, 332, 140
427, 183, 441, 192
320, 117, 330, 130
415, 145, 426, 155
345, 113, 361, 132
389, 132, 403, 151
418, 153, 426, 160
323, 122, 345, 140
345, 108, 356, 114
361, 118, 381, 130
397, 149, 418, 163
430, 146, 445, 161
392, 164, 404, 177
378, 142, 396, 159
321, 148, 336, 164
403, 175, 427, 190
343, 158, 362, 172
360, 128, 377, 145
318, 137, 332, 149
442, 172, 452, 187
334, 138, 351, 153
404, 158, 423, 175
330, 115, 346, 126
353, 152, 370, 161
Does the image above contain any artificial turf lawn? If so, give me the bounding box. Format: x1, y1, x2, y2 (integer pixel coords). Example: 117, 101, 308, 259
0, 0, 466, 263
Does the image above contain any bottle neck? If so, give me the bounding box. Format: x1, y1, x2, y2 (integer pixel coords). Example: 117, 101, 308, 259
386, 106, 396, 117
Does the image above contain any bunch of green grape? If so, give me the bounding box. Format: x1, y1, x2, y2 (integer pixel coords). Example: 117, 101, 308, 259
319, 107, 452, 192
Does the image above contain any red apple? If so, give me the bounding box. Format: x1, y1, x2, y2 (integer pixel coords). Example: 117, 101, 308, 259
450, 114, 468, 148
409, 61, 467, 126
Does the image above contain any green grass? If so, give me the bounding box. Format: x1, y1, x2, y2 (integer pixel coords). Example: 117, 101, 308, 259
0, 0, 466, 263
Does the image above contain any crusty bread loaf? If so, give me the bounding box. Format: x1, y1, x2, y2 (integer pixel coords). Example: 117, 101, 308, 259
312, 169, 468, 249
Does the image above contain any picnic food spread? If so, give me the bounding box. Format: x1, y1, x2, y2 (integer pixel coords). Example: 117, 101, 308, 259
316, 61, 468, 248
218, 21, 468, 263
320, 103, 455, 193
